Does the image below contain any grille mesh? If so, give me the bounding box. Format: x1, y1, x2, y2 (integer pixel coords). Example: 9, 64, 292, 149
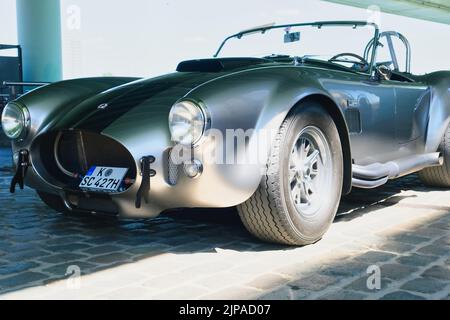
168, 149, 179, 185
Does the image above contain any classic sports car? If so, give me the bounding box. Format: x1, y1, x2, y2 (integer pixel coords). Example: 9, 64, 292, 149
2, 21, 450, 245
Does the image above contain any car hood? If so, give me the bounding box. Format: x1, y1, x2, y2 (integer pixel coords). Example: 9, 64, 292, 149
51, 58, 272, 133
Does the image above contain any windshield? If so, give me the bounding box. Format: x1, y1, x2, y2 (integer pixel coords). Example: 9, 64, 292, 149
215, 22, 378, 72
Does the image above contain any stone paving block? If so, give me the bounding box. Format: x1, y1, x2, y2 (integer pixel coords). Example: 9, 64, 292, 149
180, 261, 235, 278
319, 260, 371, 278
379, 264, 419, 281
201, 286, 261, 300
95, 286, 156, 300
44, 236, 88, 246
39, 253, 88, 264
0, 272, 48, 289
433, 235, 450, 246
374, 242, 415, 254
353, 251, 397, 264
246, 273, 290, 290
142, 273, 191, 290
404, 226, 441, 238
41, 261, 97, 277
428, 222, 450, 231
380, 291, 425, 300
318, 289, 366, 300
288, 274, 337, 292
87, 252, 133, 265
82, 245, 125, 255
416, 244, 450, 257
401, 277, 448, 294
44, 243, 92, 252
421, 265, 450, 281
385, 233, 430, 245
152, 285, 210, 300
195, 273, 246, 290
257, 287, 294, 300
0, 261, 39, 276
345, 276, 392, 293
5, 249, 51, 261
396, 253, 437, 267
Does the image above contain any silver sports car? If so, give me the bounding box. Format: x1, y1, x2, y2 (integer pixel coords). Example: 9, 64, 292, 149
2, 21, 450, 245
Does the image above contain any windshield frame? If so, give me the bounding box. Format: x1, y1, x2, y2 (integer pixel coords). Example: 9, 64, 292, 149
214, 20, 380, 75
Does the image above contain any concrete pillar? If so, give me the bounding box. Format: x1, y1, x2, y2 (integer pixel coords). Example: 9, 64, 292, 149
16, 0, 62, 82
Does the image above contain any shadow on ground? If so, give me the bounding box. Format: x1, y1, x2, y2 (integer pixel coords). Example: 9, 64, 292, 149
0, 147, 448, 298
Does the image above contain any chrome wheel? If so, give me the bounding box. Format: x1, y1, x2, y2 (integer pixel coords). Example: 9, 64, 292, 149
288, 126, 332, 217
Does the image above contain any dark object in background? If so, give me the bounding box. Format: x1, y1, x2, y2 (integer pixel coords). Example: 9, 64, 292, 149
0, 44, 23, 147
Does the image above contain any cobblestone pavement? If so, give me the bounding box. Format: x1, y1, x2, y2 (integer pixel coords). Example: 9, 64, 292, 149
0, 148, 449, 300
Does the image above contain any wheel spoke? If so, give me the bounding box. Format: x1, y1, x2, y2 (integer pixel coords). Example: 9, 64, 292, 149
287, 126, 331, 216
302, 182, 311, 204
304, 179, 316, 196
310, 167, 319, 178
299, 138, 307, 161
291, 184, 301, 204
306, 149, 320, 166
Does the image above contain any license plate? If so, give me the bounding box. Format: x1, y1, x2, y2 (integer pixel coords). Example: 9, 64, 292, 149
79, 166, 128, 192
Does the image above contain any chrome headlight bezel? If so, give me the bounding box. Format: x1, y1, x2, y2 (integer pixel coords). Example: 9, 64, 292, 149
1, 102, 30, 140
168, 99, 209, 146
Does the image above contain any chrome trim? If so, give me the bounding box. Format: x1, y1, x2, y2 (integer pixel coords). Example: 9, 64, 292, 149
169, 98, 211, 147
2, 101, 31, 141
53, 132, 76, 178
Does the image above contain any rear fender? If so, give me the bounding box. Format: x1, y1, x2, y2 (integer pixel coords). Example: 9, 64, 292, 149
424, 71, 450, 153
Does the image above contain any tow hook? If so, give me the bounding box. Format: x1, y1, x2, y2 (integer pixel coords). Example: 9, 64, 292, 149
135, 155, 156, 209
10, 149, 30, 193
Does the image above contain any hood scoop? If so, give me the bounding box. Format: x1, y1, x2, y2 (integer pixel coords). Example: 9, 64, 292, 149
176, 57, 269, 73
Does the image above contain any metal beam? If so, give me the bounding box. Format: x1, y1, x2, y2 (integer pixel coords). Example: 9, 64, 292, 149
16, 0, 62, 82
323, 0, 450, 25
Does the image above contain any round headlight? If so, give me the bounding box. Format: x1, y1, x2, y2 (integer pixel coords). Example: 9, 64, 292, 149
169, 100, 206, 145
1, 102, 29, 139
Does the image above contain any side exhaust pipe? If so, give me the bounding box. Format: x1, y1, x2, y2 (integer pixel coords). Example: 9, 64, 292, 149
352, 152, 443, 189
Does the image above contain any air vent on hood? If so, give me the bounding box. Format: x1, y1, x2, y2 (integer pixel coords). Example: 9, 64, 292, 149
176, 58, 269, 73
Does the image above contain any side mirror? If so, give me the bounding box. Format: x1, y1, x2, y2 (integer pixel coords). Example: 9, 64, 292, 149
376, 65, 392, 81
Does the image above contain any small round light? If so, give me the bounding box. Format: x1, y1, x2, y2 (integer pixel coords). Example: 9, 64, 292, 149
183, 159, 203, 178
169, 100, 206, 145
1, 102, 29, 139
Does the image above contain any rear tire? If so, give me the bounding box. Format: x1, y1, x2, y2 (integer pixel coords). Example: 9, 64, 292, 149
237, 102, 344, 246
418, 125, 450, 187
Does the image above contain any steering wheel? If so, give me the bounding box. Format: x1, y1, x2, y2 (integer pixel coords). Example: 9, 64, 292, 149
329, 53, 369, 67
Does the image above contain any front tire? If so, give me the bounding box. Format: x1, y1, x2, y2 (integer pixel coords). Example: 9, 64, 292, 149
238, 102, 343, 245
37, 191, 71, 214
418, 124, 450, 187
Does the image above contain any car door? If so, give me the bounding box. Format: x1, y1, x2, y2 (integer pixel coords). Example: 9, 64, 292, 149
390, 79, 429, 144
374, 32, 430, 147
321, 71, 398, 164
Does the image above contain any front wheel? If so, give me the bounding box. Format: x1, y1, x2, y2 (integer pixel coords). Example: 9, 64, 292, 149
238, 102, 343, 245
37, 191, 71, 214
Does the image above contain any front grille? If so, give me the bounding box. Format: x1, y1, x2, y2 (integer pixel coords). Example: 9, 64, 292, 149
32, 130, 136, 191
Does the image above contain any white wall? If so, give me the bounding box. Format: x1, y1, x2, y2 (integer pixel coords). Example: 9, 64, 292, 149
0, 0, 17, 44
56, 0, 448, 78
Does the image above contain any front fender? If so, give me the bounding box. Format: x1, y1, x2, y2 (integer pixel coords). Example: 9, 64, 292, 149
11, 77, 139, 152
179, 66, 348, 205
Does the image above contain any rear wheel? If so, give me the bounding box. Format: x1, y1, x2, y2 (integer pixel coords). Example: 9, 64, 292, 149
237, 102, 344, 245
418, 124, 450, 187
